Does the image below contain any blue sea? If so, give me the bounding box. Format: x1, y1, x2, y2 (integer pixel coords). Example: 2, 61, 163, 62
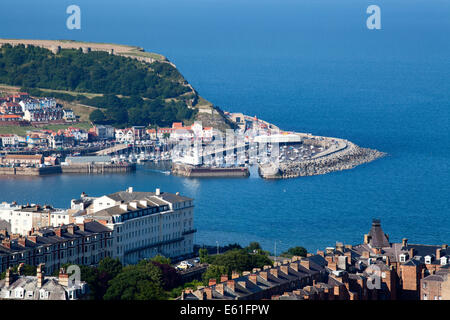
0, 0, 449, 253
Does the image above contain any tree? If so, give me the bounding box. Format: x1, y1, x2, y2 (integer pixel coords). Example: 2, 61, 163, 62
209, 249, 272, 274
149, 254, 171, 265
89, 109, 107, 124
98, 257, 123, 279
247, 242, 262, 253
202, 265, 228, 285
150, 261, 181, 290
0, 264, 36, 279
281, 246, 308, 258
199, 248, 209, 263
103, 263, 166, 300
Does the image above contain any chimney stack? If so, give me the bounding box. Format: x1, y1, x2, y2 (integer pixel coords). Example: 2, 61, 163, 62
260, 271, 268, 281
54, 228, 62, 237
227, 280, 236, 292
402, 238, 408, 248
5, 267, 12, 287
215, 283, 224, 295
208, 279, 217, 286
364, 234, 371, 245
300, 259, 311, 270
270, 268, 279, 278
67, 225, 75, 235
204, 287, 212, 299
37, 263, 45, 288
249, 274, 258, 284
280, 265, 289, 275
290, 262, 299, 272
59, 268, 69, 287
18, 237, 26, 247
436, 248, 443, 260
220, 274, 229, 283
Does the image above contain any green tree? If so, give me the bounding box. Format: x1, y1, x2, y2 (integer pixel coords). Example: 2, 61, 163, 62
103, 263, 166, 300
199, 248, 209, 263
89, 109, 107, 124
209, 249, 272, 274
149, 254, 171, 265
247, 242, 262, 253
281, 246, 307, 258
202, 265, 228, 285
0, 264, 36, 279
98, 257, 123, 279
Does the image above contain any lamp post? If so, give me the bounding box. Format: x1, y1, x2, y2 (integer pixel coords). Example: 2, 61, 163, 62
274, 240, 282, 264
216, 241, 219, 255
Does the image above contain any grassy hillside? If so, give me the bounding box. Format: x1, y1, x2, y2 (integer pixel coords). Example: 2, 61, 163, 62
0, 44, 196, 128
0, 40, 233, 131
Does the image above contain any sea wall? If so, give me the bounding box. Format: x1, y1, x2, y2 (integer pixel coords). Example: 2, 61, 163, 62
260, 142, 386, 179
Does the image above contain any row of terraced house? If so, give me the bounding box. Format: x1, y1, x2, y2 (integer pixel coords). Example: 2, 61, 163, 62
0, 92, 75, 124
182, 219, 450, 300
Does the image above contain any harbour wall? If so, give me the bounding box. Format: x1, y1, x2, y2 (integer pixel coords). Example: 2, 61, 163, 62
61, 163, 136, 174
172, 163, 249, 178
260, 142, 386, 179
0, 163, 135, 176
0, 166, 61, 176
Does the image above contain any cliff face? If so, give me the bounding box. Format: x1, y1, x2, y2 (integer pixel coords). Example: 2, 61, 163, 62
194, 105, 236, 132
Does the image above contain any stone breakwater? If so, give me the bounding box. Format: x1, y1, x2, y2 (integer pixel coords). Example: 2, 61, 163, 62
260, 141, 386, 179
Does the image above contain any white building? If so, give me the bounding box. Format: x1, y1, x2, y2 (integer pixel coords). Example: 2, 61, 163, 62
0, 203, 70, 235
63, 109, 76, 121
115, 128, 135, 143
19, 99, 39, 112
0, 134, 24, 147
77, 187, 195, 264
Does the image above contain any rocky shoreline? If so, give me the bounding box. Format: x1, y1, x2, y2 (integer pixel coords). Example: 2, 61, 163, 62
260, 141, 386, 179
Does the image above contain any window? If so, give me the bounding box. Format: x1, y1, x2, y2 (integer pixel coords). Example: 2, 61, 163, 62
423, 294, 428, 300
423, 282, 427, 289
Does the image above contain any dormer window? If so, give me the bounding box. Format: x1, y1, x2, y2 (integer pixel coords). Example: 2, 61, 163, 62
440, 256, 448, 266
425, 255, 432, 264
399, 254, 407, 263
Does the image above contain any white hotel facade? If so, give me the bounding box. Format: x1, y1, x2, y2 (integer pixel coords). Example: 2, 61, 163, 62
78, 187, 195, 264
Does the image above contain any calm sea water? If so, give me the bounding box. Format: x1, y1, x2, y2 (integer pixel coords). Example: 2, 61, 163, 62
0, 0, 449, 253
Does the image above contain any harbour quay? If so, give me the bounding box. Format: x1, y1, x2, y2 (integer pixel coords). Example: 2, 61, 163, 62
171, 163, 249, 178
